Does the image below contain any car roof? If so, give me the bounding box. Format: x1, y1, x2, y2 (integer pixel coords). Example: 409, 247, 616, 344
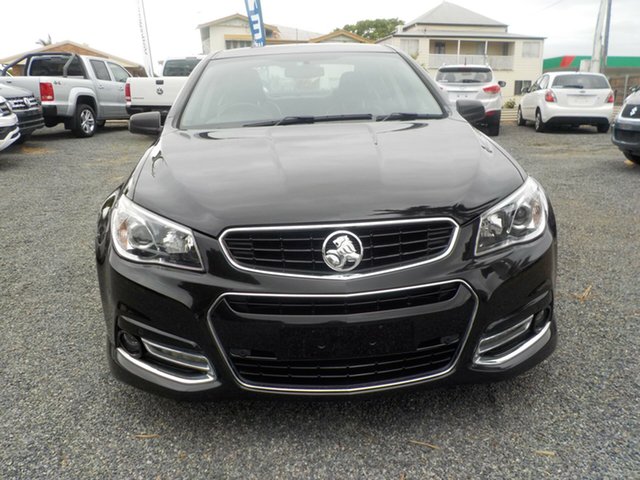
211, 43, 395, 60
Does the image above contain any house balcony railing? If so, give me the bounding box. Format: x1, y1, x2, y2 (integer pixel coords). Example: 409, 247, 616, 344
427, 54, 514, 70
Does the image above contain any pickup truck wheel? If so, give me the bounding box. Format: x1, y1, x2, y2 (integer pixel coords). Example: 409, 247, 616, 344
72, 104, 96, 138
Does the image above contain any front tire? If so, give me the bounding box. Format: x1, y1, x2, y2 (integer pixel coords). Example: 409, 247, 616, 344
72, 104, 96, 138
624, 151, 640, 165
486, 113, 501, 136
534, 110, 546, 132
516, 107, 526, 126
597, 123, 610, 133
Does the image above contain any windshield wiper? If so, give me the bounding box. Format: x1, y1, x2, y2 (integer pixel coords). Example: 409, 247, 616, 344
244, 114, 373, 127
376, 113, 441, 122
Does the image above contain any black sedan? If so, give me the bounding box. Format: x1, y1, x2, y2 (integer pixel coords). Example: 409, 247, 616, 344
96, 44, 557, 399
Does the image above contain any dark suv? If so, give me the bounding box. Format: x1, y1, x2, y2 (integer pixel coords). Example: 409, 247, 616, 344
96, 44, 557, 399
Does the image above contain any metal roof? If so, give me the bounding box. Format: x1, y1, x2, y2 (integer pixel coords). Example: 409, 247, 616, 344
388, 30, 544, 40
406, 2, 507, 28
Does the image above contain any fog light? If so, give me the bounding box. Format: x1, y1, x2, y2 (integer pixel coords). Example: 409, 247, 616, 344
532, 308, 550, 333
118, 331, 143, 358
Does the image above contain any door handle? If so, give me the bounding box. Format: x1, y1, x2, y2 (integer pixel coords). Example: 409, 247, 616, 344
98, 84, 104, 89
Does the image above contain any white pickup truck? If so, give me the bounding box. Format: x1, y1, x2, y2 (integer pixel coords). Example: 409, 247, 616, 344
126, 57, 203, 120
0, 53, 132, 138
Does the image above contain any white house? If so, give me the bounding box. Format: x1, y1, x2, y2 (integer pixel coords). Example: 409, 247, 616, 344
197, 14, 368, 54
378, 2, 545, 97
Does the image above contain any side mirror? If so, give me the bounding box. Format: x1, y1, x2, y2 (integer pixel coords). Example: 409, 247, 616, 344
456, 99, 485, 123
129, 111, 162, 136
498, 80, 506, 88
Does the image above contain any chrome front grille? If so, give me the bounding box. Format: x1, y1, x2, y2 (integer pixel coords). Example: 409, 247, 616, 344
7, 96, 39, 111
208, 281, 478, 392
220, 219, 458, 278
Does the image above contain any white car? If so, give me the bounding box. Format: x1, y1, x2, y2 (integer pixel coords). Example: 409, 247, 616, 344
435, 65, 505, 136
0, 96, 20, 152
517, 71, 614, 133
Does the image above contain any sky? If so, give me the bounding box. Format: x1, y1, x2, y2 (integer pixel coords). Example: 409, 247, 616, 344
1, 0, 638, 68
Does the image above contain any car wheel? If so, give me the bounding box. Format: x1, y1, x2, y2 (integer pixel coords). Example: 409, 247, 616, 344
534, 110, 546, 132
516, 107, 526, 126
72, 104, 96, 138
597, 123, 610, 133
624, 151, 640, 165
487, 113, 501, 136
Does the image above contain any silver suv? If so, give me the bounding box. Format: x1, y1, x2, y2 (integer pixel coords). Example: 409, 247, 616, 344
435, 65, 505, 136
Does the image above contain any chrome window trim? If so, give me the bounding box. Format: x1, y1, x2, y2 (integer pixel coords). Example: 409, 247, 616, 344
218, 217, 460, 280
206, 279, 478, 395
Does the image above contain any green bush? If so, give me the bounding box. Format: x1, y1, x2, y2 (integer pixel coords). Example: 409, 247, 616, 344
503, 98, 516, 109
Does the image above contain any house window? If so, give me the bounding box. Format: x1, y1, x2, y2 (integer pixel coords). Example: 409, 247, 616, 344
400, 39, 419, 58
515, 80, 532, 94
434, 41, 446, 54
522, 42, 541, 58
225, 40, 253, 50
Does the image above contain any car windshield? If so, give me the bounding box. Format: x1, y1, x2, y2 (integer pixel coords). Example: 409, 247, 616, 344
163, 59, 201, 77
435, 67, 493, 84
179, 52, 444, 129
552, 74, 610, 89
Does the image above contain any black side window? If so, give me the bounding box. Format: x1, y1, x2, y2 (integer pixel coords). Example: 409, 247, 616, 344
90, 60, 111, 81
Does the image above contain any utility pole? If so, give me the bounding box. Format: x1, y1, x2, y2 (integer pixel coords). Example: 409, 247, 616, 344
602, 0, 613, 73
589, 0, 612, 73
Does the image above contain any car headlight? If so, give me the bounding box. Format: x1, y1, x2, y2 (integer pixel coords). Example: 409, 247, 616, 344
110, 195, 203, 271
476, 177, 548, 255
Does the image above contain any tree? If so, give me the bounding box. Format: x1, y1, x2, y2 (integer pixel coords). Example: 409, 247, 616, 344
342, 18, 404, 41
36, 34, 52, 47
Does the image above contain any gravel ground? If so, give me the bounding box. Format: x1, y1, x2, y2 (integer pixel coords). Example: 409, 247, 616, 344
0, 122, 638, 479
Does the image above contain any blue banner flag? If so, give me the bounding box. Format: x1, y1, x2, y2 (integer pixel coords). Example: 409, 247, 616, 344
244, 0, 266, 47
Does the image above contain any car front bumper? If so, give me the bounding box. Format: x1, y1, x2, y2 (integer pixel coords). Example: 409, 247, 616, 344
612, 116, 640, 154
96, 199, 558, 399
0, 121, 20, 152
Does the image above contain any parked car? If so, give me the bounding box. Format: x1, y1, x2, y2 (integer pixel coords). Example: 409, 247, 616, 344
0, 52, 132, 138
517, 71, 614, 132
611, 90, 640, 164
96, 43, 557, 399
0, 84, 44, 143
435, 64, 505, 136
0, 96, 20, 151
126, 56, 203, 120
